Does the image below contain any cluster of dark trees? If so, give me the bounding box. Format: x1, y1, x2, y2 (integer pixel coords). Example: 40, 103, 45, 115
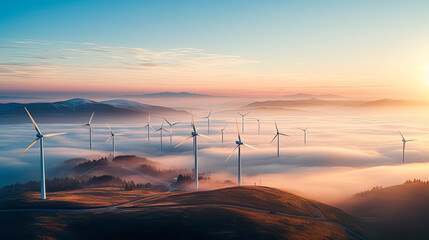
2, 175, 126, 194
124, 181, 152, 191
404, 179, 429, 184
174, 174, 210, 186
73, 157, 108, 171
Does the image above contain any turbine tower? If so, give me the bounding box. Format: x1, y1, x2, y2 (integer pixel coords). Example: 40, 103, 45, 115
19, 107, 67, 200
164, 117, 180, 144
155, 122, 169, 151
175, 111, 212, 189
298, 127, 308, 145
237, 112, 250, 134
143, 115, 154, 141
76, 112, 96, 150
399, 131, 417, 163
220, 125, 227, 144
270, 122, 289, 158
105, 123, 122, 159
203, 110, 212, 135
225, 119, 257, 186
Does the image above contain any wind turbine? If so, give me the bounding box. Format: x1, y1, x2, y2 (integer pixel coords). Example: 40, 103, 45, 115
105, 123, 122, 159
164, 117, 180, 144
220, 125, 227, 144
253, 118, 261, 135
270, 122, 289, 158
225, 119, 257, 186
76, 112, 96, 150
399, 131, 417, 163
203, 110, 212, 135
297, 127, 308, 145
175, 111, 212, 189
143, 115, 155, 141
155, 122, 169, 150
19, 107, 67, 200
237, 112, 250, 134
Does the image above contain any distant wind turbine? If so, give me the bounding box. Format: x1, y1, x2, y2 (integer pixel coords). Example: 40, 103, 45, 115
237, 112, 250, 134
175, 111, 212, 189
203, 110, 212, 135
399, 131, 417, 163
105, 123, 122, 159
19, 107, 67, 200
252, 118, 261, 135
76, 112, 96, 150
143, 115, 155, 141
270, 122, 289, 158
155, 122, 169, 150
220, 125, 227, 144
297, 127, 308, 145
164, 117, 180, 144
225, 119, 257, 186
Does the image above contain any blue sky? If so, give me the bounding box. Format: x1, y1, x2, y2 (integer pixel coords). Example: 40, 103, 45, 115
1, 0, 429, 97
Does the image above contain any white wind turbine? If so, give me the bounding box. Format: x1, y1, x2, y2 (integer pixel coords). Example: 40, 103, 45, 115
143, 115, 155, 141
297, 127, 308, 145
175, 111, 212, 189
105, 123, 122, 159
399, 131, 417, 163
19, 107, 67, 200
270, 122, 289, 158
203, 110, 212, 135
225, 119, 257, 186
155, 122, 169, 151
76, 112, 96, 150
220, 125, 227, 144
164, 117, 180, 144
237, 112, 250, 134
253, 118, 261, 135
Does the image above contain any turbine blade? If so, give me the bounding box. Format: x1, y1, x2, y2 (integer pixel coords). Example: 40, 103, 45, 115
89, 112, 94, 124
164, 118, 172, 126
18, 138, 39, 157
225, 145, 239, 162
105, 136, 112, 143
407, 139, 417, 142
270, 134, 278, 144
279, 133, 289, 136
175, 135, 193, 148
275, 121, 278, 132
190, 110, 196, 132
115, 133, 123, 136
198, 133, 214, 140
208, 110, 212, 118
24, 107, 41, 135
106, 123, 113, 134
235, 119, 241, 141
75, 124, 87, 127
237, 111, 243, 117
90, 126, 96, 133
244, 112, 250, 116
243, 143, 257, 150
44, 132, 68, 137
399, 131, 405, 140
172, 122, 180, 126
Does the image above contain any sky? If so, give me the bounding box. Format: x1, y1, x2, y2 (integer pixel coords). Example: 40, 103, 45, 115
1, 0, 429, 98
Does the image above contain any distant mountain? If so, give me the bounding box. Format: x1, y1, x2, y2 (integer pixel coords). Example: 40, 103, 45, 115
123, 91, 216, 98
0, 98, 187, 124
337, 180, 429, 240
282, 93, 346, 100
243, 99, 359, 109
358, 99, 429, 107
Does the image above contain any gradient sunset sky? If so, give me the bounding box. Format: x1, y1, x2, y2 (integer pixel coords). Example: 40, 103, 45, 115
1, 0, 429, 98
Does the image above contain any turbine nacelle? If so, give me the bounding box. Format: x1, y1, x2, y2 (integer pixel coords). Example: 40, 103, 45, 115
36, 133, 43, 138
192, 131, 198, 136
235, 140, 243, 145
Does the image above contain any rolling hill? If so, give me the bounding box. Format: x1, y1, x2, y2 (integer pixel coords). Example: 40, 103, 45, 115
0, 98, 187, 124
337, 180, 429, 240
0, 186, 377, 239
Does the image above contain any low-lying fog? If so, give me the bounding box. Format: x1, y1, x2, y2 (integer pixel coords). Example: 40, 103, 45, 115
1, 109, 428, 203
